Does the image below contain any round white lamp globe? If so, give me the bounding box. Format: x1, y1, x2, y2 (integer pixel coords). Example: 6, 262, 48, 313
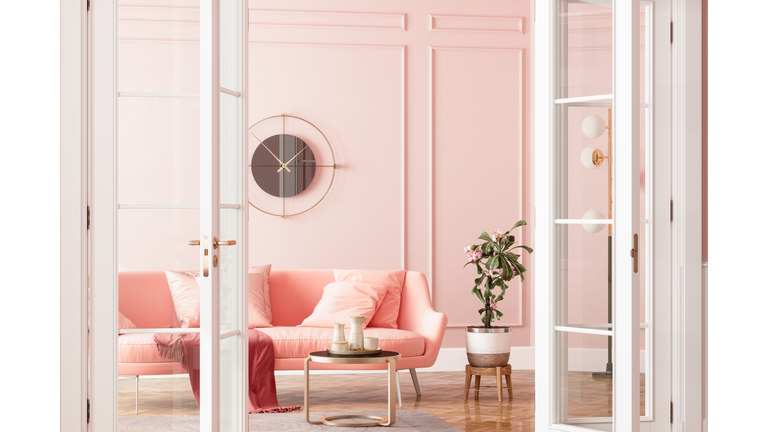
582, 115, 606, 139
581, 147, 598, 169
582, 210, 606, 233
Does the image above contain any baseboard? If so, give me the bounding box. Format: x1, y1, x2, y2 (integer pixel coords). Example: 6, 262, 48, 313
421, 347, 644, 373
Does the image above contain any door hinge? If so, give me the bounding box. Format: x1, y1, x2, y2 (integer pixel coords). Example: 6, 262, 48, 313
670, 200, 673, 222
670, 21, 673, 43
87, 205, 91, 230
670, 401, 673, 423
87, 399, 90, 424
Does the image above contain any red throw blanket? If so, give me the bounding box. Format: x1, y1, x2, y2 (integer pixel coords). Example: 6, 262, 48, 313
154, 329, 301, 413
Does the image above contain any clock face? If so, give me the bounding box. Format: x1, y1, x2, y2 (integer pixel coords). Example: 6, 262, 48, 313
251, 134, 316, 198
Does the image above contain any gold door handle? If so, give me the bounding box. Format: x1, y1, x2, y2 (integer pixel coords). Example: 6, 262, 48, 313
188, 237, 210, 277
213, 237, 236, 249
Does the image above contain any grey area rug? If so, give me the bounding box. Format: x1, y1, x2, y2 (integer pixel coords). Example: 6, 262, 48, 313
118, 410, 461, 431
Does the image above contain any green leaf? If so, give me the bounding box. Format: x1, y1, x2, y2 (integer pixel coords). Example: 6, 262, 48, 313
510, 261, 526, 282
472, 287, 484, 303
512, 245, 534, 254
478, 232, 492, 242
511, 220, 527, 230
487, 255, 499, 270
496, 310, 504, 318
476, 263, 483, 275
496, 295, 504, 302
482, 242, 494, 254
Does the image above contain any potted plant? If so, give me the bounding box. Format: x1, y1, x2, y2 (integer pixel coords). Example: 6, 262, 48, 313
463, 220, 532, 368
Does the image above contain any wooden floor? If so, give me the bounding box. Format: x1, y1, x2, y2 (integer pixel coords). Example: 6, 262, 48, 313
119, 370, 642, 431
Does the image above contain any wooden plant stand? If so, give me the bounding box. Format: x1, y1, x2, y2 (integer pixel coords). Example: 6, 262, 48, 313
464, 364, 513, 403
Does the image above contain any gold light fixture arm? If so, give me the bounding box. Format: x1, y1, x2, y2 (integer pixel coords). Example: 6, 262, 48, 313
607, 108, 613, 236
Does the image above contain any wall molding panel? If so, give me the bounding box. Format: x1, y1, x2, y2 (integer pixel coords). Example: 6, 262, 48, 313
430, 46, 526, 328
249, 9, 406, 31
429, 14, 524, 33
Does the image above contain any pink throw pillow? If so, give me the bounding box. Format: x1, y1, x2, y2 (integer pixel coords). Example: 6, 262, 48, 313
164, 271, 201, 328
248, 272, 272, 328
249, 264, 272, 323
334, 269, 406, 329
299, 281, 389, 329
118, 311, 137, 330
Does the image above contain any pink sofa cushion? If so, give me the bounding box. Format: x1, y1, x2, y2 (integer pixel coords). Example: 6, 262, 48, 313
298, 281, 388, 329
248, 272, 271, 328
259, 326, 425, 359
334, 269, 406, 329
164, 271, 202, 328
249, 264, 273, 323
118, 333, 176, 363
119, 311, 137, 330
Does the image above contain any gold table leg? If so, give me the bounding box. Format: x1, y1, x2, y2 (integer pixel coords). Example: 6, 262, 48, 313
304, 357, 321, 425
303, 356, 395, 427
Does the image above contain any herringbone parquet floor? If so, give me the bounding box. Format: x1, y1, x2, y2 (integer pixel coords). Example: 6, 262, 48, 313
118, 370, 644, 431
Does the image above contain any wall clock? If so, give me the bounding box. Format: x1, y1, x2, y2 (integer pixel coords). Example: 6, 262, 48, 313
248, 114, 336, 218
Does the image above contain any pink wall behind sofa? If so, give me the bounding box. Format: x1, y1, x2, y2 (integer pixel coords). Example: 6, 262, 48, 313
113, 0, 535, 350
246, 0, 534, 349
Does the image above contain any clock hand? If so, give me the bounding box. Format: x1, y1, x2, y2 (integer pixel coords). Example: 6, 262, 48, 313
261, 142, 285, 167
283, 145, 308, 166
277, 145, 307, 173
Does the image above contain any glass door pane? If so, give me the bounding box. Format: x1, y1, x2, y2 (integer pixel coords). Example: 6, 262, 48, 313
116, 0, 202, 427
550, 0, 647, 429
218, 0, 247, 430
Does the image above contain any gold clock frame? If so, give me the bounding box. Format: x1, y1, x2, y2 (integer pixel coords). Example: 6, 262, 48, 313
248, 114, 337, 218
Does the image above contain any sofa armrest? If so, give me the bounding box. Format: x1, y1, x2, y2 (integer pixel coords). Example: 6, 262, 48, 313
418, 306, 448, 367
398, 271, 447, 367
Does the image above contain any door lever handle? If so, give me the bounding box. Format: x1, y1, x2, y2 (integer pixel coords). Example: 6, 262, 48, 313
629, 233, 638, 273
188, 237, 210, 277
213, 237, 236, 249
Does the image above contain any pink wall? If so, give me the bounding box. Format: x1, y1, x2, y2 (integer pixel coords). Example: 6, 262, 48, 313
112, 0, 534, 350
247, 0, 533, 349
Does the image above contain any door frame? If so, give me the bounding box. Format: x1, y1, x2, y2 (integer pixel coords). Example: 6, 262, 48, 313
533, 0, 702, 431
62, 0, 251, 430
61, 0, 89, 431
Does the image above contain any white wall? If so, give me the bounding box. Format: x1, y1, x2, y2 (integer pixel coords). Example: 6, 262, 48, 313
0, 1, 61, 430
709, 0, 768, 429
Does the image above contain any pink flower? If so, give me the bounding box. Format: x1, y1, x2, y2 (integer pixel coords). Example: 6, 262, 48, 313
491, 229, 507, 243
467, 246, 483, 263
484, 269, 502, 278
490, 301, 498, 310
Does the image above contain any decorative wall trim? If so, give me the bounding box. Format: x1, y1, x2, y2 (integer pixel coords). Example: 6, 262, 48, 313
430, 46, 526, 327
429, 14, 524, 33
249, 9, 405, 31
250, 42, 407, 269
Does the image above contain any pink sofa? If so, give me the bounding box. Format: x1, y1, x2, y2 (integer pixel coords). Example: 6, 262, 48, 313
117, 269, 447, 406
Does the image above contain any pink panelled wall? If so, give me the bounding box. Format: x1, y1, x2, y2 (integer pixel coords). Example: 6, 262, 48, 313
113, 0, 534, 350
247, 0, 533, 349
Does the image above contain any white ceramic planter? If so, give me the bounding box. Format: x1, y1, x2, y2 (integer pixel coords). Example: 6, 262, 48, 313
465, 326, 512, 368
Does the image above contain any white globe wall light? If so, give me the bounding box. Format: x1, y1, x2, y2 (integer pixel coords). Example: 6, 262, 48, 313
582, 114, 606, 138
580, 112, 611, 234
581, 210, 606, 233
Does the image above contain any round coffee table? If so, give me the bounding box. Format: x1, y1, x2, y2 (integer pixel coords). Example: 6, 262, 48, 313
304, 350, 401, 427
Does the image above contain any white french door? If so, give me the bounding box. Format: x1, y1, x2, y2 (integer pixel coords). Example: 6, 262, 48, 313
89, 1, 249, 431
535, 1, 671, 431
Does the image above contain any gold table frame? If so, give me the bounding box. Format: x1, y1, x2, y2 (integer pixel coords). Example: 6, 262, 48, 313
304, 350, 402, 427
